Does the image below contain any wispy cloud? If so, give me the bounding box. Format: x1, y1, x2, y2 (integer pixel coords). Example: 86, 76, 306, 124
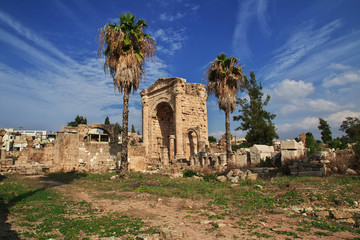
159, 13, 185, 22
323, 65, 360, 87
260, 19, 343, 81
0, 11, 170, 131
233, 0, 271, 60
152, 28, 187, 56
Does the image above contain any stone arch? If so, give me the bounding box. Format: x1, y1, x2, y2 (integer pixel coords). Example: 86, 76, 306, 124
80, 124, 114, 143
185, 128, 199, 160
151, 101, 175, 159
151, 97, 174, 113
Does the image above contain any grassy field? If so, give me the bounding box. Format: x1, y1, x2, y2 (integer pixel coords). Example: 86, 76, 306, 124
1, 172, 360, 239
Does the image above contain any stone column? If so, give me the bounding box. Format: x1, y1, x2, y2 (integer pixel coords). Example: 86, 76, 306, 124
169, 135, 175, 163
174, 82, 184, 159
141, 94, 149, 155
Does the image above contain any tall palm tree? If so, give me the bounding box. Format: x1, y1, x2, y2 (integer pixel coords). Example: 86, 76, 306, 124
206, 53, 243, 163
97, 12, 156, 173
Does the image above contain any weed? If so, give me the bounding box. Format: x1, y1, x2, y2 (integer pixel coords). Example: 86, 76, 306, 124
183, 170, 198, 178
275, 230, 301, 238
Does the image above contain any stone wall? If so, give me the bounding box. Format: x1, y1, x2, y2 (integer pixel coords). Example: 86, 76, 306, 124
141, 78, 208, 165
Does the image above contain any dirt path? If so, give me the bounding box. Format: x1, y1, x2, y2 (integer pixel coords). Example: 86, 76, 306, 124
39, 177, 358, 240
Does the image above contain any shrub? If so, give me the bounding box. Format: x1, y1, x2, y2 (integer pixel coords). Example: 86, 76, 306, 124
182, 170, 197, 178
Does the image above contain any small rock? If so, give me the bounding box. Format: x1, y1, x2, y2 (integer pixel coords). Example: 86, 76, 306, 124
316, 210, 330, 219
230, 176, 239, 183
135, 234, 160, 240
217, 175, 227, 183
331, 210, 353, 219
304, 207, 313, 213
254, 185, 263, 190
226, 170, 234, 178
337, 218, 356, 225
110, 175, 117, 180
217, 223, 227, 228
159, 227, 183, 239
200, 220, 211, 225
247, 173, 258, 181
230, 184, 239, 189
208, 211, 216, 216
346, 168, 357, 175
232, 169, 243, 176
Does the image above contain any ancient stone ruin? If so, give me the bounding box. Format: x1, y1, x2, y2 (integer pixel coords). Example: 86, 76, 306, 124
0, 78, 358, 177
140, 77, 209, 167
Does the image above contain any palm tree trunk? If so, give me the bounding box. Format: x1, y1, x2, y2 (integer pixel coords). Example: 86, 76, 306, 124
225, 110, 232, 163
120, 86, 131, 174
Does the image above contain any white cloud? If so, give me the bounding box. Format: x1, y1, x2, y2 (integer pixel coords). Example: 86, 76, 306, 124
273, 79, 314, 101
326, 110, 360, 127
233, 0, 271, 60
260, 19, 342, 81
277, 117, 319, 134
159, 12, 185, 21
323, 67, 360, 87
0, 11, 171, 131
152, 28, 187, 56
208, 131, 224, 140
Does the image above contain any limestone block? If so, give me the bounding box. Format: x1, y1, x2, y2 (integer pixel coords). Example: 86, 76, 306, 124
230, 176, 239, 183
346, 168, 357, 175
281, 140, 304, 150
331, 210, 353, 219
216, 175, 227, 183
232, 169, 244, 176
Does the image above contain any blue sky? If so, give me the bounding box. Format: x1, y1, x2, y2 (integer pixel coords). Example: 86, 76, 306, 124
1, 0, 359, 141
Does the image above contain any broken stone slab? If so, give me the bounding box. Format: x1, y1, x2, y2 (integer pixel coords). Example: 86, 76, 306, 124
216, 175, 227, 183
159, 227, 183, 240
232, 169, 243, 176
316, 210, 330, 219
230, 176, 239, 183
331, 210, 353, 219
135, 234, 160, 240
346, 168, 357, 175
226, 170, 234, 178
246, 173, 258, 181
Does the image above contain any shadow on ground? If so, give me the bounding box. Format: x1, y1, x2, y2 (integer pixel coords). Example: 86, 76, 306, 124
0, 172, 87, 239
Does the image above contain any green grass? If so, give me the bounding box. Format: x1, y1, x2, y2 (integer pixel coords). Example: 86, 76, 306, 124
2, 172, 360, 239
0, 174, 158, 239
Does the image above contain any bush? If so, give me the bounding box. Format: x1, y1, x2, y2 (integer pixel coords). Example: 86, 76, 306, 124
232, 142, 252, 150
182, 170, 197, 178
259, 157, 273, 167
327, 138, 348, 150
353, 142, 360, 159
202, 173, 218, 182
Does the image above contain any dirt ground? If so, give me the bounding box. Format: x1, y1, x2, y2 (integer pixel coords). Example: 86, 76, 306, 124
24, 176, 358, 240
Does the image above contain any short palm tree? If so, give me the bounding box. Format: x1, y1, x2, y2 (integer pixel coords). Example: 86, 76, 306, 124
97, 12, 156, 173
206, 53, 243, 163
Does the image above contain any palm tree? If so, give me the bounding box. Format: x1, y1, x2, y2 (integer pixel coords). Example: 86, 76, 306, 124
206, 53, 243, 163
97, 12, 156, 173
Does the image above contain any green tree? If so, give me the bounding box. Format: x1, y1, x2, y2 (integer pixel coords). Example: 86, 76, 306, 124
340, 117, 360, 143
97, 12, 156, 173
233, 71, 278, 146
318, 118, 332, 143
208, 136, 217, 144
67, 115, 87, 127
205, 53, 243, 163
114, 122, 122, 134
131, 124, 136, 133
104, 116, 110, 125
305, 132, 321, 154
